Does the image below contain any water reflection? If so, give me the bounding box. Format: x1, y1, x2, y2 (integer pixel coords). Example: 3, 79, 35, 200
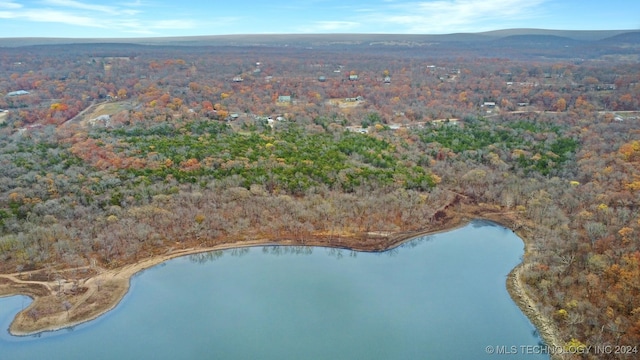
188, 246, 317, 264
400, 234, 434, 249
187, 234, 439, 264
326, 247, 344, 259
262, 245, 313, 256
471, 219, 501, 228
188, 250, 224, 264
229, 247, 250, 257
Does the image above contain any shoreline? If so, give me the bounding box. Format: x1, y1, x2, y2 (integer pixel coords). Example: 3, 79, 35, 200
2, 238, 288, 336
507, 264, 564, 360
479, 215, 566, 360
0, 213, 563, 358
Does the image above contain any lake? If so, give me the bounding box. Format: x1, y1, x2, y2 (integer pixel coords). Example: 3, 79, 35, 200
0, 220, 547, 359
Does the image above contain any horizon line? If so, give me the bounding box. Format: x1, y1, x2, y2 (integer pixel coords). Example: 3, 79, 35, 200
1, 28, 637, 40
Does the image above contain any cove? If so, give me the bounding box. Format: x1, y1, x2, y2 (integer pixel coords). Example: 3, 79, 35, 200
0, 220, 547, 359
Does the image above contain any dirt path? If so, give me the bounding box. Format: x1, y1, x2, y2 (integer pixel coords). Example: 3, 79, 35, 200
0, 274, 54, 292
60, 100, 99, 127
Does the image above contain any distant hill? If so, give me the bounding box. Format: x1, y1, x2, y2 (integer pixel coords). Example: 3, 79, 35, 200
599, 31, 640, 45
1, 29, 638, 60
0, 29, 635, 48
477, 28, 629, 41
489, 35, 584, 48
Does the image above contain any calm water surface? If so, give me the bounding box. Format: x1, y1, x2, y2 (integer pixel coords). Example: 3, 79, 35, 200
0, 221, 547, 359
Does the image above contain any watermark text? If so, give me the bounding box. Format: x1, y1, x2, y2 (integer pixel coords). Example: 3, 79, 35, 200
485, 345, 638, 356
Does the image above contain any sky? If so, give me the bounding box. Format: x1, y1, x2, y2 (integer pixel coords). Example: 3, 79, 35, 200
0, 0, 639, 38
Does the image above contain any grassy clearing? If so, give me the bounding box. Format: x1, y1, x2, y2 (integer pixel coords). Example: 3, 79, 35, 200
79, 101, 134, 125
327, 98, 363, 108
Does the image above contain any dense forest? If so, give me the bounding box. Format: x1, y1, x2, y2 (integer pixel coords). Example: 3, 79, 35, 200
1, 36, 640, 358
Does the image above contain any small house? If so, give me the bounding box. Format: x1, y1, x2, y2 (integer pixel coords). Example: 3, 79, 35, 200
384, 76, 391, 83
318, 76, 326, 82
482, 102, 496, 108
6, 90, 29, 97
278, 95, 292, 103
349, 74, 358, 81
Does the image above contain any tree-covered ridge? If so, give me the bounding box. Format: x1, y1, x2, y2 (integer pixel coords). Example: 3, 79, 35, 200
418, 117, 579, 176
81, 121, 436, 194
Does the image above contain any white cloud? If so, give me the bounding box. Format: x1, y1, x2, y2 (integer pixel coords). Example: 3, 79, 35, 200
3, 8, 105, 28
0, 0, 198, 36
0, 1, 22, 9
120, 9, 142, 16
367, 0, 549, 33
149, 19, 197, 30
2, 0, 553, 37
41, 0, 119, 14
279, 0, 549, 35
300, 21, 361, 33
119, 0, 145, 7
